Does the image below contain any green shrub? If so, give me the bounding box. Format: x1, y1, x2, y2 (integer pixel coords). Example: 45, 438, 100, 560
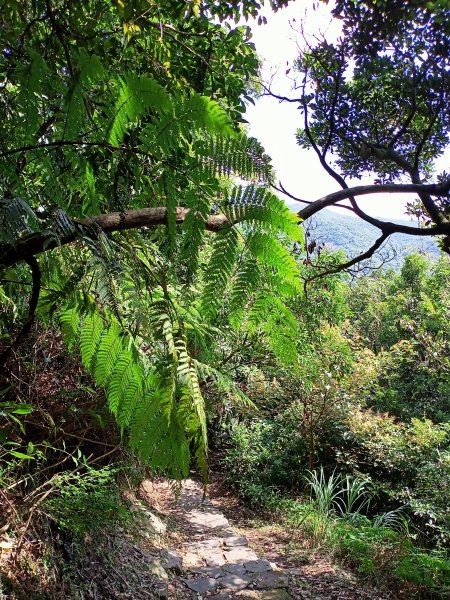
394, 551, 450, 592
45, 466, 131, 537
223, 410, 308, 504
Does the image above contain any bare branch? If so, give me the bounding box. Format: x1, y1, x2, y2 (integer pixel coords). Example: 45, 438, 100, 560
305, 232, 390, 283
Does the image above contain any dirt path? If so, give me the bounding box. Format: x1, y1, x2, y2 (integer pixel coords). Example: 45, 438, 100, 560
140, 478, 393, 600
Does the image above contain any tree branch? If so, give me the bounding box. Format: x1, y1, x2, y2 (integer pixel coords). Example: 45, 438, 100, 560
0, 207, 228, 269
305, 232, 390, 283
0, 256, 41, 367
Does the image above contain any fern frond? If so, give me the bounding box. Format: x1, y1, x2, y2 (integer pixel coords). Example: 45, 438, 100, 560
107, 75, 171, 147
117, 362, 145, 429
107, 349, 134, 417
198, 135, 273, 183
194, 360, 255, 409
201, 226, 240, 320
79, 311, 105, 370
248, 291, 299, 367
224, 185, 303, 241
182, 94, 234, 136
93, 321, 124, 386
181, 191, 211, 280
59, 306, 80, 351
247, 231, 302, 290
229, 255, 261, 328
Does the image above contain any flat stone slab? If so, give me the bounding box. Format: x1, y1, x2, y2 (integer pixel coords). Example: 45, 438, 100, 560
205, 550, 226, 567
223, 535, 248, 547
223, 563, 247, 576
185, 577, 219, 594
183, 551, 204, 569
186, 509, 230, 530
193, 566, 224, 578
218, 573, 253, 591
244, 559, 272, 573
254, 571, 289, 589
224, 547, 258, 564
191, 538, 222, 549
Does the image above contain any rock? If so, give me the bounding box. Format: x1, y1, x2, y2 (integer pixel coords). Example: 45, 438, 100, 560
189, 538, 222, 549
141, 510, 167, 538
161, 549, 183, 574
223, 535, 248, 547
186, 509, 230, 531
244, 559, 272, 573
223, 563, 247, 576
253, 571, 289, 589
194, 566, 224, 578
218, 573, 253, 591
148, 559, 168, 581
185, 576, 219, 594
183, 551, 204, 569
260, 591, 293, 600
224, 547, 258, 564
235, 591, 262, 599
205, 550, 226, 567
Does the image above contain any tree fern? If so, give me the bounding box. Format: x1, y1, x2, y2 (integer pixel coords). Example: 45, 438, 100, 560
248, 290, 299, 367
197, 135, 274, 183
93, 321, 124, 386
79, 311, 105, 370
228, 255, 261, 329
59, 306, 80, 351
106, 75, 171, 147
194, 359, 255, 409
224, 185, 303, 240
106, 349, 135, 418
201, 226, 240, 320
247, 231, 302, 290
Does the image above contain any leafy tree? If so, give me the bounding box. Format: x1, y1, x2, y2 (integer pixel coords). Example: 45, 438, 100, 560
267, 0, 450, 275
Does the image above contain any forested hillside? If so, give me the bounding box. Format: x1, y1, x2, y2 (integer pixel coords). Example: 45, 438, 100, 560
1, 0, 449, 598
300, 208, 440, 270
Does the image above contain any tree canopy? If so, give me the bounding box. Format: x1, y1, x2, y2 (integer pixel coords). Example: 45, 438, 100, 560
269, 0, 450, 270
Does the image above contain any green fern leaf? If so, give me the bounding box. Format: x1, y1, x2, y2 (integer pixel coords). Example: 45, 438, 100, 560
224, 185, 303, 241
107, 350, 134, 417
107, 75, 171, 147
197, 135, 273, 183
248, 291, 299, 367
93, 321, 124, 386
60, 306, 80, 351
80, 311, 105, 370
229, 255, 261, 328
247, 231, 302, 290
201, 226, 240, 320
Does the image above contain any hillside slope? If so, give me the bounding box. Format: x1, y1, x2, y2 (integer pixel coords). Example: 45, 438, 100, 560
292, 206, 440, 269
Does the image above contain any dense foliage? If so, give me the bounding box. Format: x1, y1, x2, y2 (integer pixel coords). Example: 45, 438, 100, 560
1, 1, 450, 597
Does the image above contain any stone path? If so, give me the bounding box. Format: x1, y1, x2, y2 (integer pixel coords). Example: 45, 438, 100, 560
146, 479, 294, 599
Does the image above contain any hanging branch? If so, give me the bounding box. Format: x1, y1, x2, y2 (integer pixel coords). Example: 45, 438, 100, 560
0, 256, 41, 368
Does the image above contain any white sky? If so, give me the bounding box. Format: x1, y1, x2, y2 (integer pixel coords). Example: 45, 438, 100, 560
243, 1, 446, 221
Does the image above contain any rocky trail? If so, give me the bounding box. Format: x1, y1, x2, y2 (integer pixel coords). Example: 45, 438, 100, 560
138, 478, 393, 600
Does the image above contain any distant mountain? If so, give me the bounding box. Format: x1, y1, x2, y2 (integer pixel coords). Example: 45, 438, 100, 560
287, 205, 441, 270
